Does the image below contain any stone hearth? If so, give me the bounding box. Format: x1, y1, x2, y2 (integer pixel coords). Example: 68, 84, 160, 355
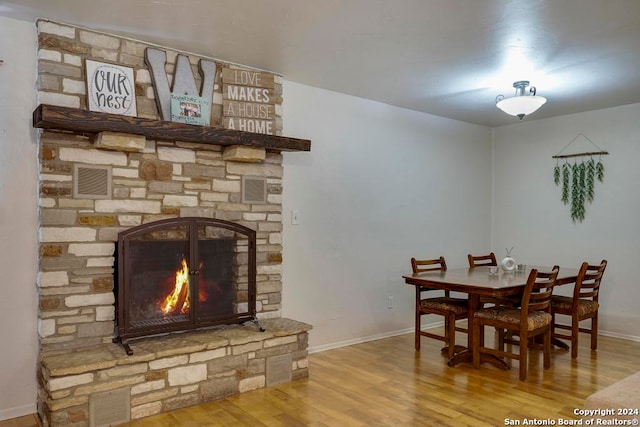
39, 319, 310, 425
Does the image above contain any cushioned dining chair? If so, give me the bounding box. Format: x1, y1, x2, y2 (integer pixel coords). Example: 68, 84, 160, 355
411, 257, 468, 357
472, 266, 559, 381
551, 260, 607, 358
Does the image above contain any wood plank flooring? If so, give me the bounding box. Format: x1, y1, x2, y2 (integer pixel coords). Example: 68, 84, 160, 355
0, 415, 41, 427
4, 329, 639, 427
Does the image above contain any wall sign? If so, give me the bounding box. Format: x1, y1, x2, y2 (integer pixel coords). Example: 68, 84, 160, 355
85, 60, 137, 116
222, 68, 276, 135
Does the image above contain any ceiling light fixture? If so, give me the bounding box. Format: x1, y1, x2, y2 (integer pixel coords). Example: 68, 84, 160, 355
495, 80, 547, 120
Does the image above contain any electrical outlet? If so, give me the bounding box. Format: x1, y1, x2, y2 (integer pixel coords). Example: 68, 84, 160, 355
387, 296, 393, 309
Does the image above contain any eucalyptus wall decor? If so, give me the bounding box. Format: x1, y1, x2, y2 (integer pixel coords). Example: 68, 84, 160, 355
552, 133, 608, 223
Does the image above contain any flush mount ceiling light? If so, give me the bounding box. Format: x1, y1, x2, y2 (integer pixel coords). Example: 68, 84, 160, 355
495, 80, 547, 120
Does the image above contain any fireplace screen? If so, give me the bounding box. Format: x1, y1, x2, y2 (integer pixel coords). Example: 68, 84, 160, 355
115, 217, 257, 354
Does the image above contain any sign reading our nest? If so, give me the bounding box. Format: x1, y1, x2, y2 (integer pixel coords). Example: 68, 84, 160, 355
222, 68, 276, 135
85, 59, 137, 116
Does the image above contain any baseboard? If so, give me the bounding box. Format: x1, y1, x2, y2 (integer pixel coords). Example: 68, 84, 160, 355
553, 322, 640, 343
308, 320, 449, 354
308, 322, 640, 355
0, 403, 37, 421
599, 330, 640, 342
309, 327, 414, 354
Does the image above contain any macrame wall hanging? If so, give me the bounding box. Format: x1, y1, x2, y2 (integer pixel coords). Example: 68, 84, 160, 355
552, 133, 608, 223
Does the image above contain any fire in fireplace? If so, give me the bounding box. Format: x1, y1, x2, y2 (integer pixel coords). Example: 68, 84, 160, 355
115, 217, 262, 354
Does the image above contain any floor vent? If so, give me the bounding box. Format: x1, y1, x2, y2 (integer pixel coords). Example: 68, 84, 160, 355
242, 176, 267, 204
266, 354, 292, 387
74, 164, 112, 199
89, 388, 130, 427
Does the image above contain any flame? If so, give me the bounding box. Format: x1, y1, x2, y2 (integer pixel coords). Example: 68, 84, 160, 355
160, 258, 190, 315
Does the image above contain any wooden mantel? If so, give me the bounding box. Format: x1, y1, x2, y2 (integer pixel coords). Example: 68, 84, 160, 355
33, 104, 311, 152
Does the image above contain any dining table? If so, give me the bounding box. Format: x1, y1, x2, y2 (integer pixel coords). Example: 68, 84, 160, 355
402, 265, 580, 369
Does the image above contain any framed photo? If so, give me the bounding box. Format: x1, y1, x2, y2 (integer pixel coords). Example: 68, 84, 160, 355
170, 93, 211, 126
85, 59, 137, 116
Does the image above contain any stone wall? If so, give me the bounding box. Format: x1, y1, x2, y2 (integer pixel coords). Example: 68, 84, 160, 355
36, 19, 286, 352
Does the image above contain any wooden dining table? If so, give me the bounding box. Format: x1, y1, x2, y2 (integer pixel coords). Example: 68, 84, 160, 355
403, 265, 580, 368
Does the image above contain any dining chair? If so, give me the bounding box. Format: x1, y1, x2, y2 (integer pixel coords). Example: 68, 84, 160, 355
551, 260, 607, 358
468, 252, 519, 307
472, 266, 559, 381
411, 257, 468, 357
467, 252, 497, 268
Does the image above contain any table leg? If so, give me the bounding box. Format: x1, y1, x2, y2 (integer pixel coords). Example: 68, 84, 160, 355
551, 338, 569, 349
531, 334, 570, 350
447, 294, 510, 370
440, 344, 466, 356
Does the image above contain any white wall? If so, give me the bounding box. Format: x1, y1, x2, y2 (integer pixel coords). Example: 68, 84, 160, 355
492, 103, 640, 340
0, 16, 39, 420
281, 81, 493, 351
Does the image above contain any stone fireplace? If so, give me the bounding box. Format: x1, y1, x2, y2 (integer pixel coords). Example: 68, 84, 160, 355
35, 20, 311, 426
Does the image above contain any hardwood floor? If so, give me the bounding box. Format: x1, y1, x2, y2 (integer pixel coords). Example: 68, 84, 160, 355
0, 415, 41, 427
4, 329, 639, 427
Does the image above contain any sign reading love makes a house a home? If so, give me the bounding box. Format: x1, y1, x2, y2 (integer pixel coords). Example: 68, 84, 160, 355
222, 68, 276, 135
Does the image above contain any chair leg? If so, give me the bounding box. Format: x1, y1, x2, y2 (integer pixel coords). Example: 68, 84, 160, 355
543, 330, 551, 370
519, 332, 528, 381
591, 314, 598, 351
415, 289, 421, 351
447, 313, 456, 358
442, 317, 450, 355
415, 313, 421, 351
571, 315, 579, 358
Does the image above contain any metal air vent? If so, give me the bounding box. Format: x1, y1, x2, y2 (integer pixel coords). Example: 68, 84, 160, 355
74, 164, 112, 199
266, 354, 292, 387
242, 176, 267, 204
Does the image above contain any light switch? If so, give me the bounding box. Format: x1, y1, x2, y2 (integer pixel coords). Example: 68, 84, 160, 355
291, 210, 300, 225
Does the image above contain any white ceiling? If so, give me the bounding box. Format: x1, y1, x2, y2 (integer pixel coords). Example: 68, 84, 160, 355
2, 0, 640, 127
